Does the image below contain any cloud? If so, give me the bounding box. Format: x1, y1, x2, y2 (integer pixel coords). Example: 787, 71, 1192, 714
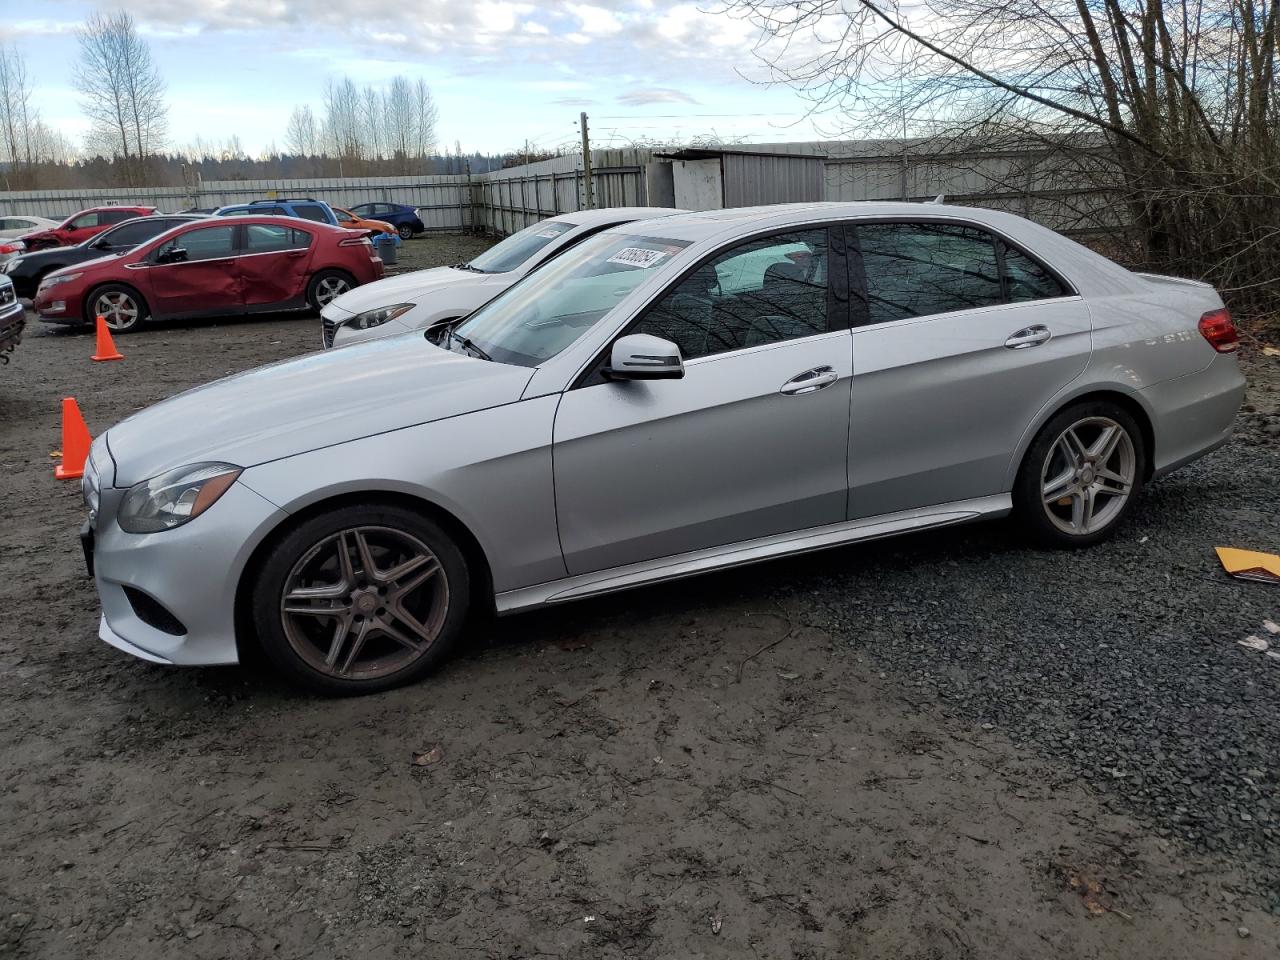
616, 87, 699, 106
551, 97, 597, 106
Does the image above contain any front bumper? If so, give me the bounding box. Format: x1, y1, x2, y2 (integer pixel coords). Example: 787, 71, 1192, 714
89, 475, 288, 666
0, 296, 24, 358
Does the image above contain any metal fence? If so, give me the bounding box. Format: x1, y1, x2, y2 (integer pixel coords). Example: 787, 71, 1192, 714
0, 175, 474, 231
0, 139, 1120, 238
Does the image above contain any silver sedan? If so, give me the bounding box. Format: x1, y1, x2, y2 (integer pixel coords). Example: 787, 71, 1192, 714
81, 202, 1245, 693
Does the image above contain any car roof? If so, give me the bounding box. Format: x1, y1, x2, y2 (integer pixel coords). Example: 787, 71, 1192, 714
551, 206, 688, 228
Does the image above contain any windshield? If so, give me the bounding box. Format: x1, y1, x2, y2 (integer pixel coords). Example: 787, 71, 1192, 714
466, 219, 575, 273
449, 232, 690, 367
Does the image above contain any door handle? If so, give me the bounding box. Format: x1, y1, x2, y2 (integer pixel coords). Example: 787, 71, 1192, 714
780, 365, 839, 396
1005, 325, 1052, 349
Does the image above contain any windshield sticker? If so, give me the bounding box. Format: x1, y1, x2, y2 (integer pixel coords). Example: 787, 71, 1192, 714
606, 247, 669, 269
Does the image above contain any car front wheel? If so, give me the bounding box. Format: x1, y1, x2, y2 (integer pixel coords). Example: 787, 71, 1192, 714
86, 283, 149, 333
252, 504, 470, 695
1014, 401, 1146, 547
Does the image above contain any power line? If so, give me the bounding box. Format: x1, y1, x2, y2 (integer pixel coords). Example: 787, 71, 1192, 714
593, 112, 792, 119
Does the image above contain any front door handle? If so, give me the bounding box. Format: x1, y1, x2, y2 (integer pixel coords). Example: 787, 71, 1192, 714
780, 365, 838, 395
1005, 325, 1052, 349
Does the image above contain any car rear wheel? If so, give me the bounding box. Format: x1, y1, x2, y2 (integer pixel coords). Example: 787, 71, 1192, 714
396, 223, 414, 241
1014, 400, 1146, 547
306, 270, 354, 312
86, 284, 149, 333
252, 504, 470, 695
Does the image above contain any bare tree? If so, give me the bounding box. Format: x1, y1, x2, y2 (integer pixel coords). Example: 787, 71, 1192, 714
410, 78, 440, 164
323, 76, 365, 172
726, 0, 1280, 319
285, 105, 321, 157
0, 45, 38, 186
74, 10, 168, 185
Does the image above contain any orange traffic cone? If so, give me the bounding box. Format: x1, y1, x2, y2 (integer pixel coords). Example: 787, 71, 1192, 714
91, 315, 123, 362
55, 397, 92, 481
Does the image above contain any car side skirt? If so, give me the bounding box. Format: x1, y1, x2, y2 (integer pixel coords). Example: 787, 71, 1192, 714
495, 494, 1012, 614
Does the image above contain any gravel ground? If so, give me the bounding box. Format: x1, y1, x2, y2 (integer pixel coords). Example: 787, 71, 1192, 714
1, 236, 1278, 957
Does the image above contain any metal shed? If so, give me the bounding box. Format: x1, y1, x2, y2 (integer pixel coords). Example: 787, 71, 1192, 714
651, 148, 826, 211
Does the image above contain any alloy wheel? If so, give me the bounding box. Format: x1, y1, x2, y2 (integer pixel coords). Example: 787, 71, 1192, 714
280, 525, 449, 681
314, 276, 350, 306
95, 292, 139, 331
1040, 416, 1136, 536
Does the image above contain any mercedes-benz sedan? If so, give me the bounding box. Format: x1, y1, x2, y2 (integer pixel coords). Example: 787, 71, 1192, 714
80, 202, 1244, 694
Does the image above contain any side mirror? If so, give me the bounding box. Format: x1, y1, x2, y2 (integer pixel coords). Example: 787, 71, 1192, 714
157, 247, 188, 264
603, 334, 685, 381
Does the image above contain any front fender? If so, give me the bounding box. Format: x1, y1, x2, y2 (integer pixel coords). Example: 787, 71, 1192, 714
237, 394, 566, 594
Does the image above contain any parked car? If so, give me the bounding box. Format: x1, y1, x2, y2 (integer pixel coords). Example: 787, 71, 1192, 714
215, 198, 338, 226
20, 206, 159, 251
4, 215, 206, 299
0, 215, 58, 239
0, 274, 23, 365
333, 207, 396, 237
34, 216, 382, 333
78, 201, 1244, 694
348, 202, 425, 240
321, 207, 687, 349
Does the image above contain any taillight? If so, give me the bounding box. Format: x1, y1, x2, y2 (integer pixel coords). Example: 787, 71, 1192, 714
338, 236, 372, 248
1198, 308, 1239, 353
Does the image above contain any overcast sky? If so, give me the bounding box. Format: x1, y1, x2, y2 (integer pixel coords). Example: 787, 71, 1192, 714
3, 1, 829, 156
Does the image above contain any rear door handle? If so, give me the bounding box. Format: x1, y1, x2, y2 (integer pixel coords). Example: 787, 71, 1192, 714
1005, 325, 1052, 349
780, 365, 838, 395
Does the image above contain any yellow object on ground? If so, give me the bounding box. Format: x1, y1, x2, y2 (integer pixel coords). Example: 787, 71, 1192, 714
1216, 547, 1280, 584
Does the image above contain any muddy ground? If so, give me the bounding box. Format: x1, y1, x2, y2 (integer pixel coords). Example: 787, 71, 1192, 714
1, 235, 1278, 958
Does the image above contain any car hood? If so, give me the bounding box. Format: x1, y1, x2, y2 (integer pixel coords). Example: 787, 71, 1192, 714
324, 266, 494, 318
105, 335, 534, 487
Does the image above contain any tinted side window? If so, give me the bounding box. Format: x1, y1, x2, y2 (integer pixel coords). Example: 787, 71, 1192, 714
1002, 244, 1067, 302
245, 223, 311, 252
157, 225, 235, 262
857, 223, 1002, 324
633, 229, 830, 361
293, 204, 330, 223
100, 209, 135, 224
99, 220, 168, 247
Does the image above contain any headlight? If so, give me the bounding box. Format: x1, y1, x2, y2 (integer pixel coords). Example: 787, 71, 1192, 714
347, 303, 415, 331
118, 462, 242, 534
40, 271, 81, 289
82, 458, 100, 517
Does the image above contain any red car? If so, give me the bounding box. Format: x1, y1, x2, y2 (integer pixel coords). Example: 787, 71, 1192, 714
34, 216, 383, 333
21, 205, 159, 251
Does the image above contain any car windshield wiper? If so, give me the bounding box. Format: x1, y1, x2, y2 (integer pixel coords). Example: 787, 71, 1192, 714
450, 330, 492, 361
450, 262, 487, 273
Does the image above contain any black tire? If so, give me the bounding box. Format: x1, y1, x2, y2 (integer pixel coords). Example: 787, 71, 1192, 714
396, 223, 414, 241
1013, 400, 1147, 548
306, 269, 355, 313
84, 282, 149, 333
252, 503, 471, 695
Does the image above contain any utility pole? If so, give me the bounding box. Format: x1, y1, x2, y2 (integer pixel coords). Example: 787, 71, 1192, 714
579, 111, 594, 210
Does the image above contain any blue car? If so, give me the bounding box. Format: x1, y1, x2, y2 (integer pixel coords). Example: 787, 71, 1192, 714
348, 202, 425, 240
214, 198, 339, 226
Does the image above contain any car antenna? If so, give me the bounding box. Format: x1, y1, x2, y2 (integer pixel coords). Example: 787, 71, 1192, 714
926, 194, 945, 204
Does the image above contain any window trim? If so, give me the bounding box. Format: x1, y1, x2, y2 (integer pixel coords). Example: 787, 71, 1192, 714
571, 221, 852, 389
845, 216, 1076, 328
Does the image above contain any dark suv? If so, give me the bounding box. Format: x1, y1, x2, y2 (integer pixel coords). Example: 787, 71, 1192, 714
214, 198, 339, 226
3, 215, 205, 299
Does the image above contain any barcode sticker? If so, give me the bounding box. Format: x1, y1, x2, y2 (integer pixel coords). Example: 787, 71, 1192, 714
606, 247, 669, 269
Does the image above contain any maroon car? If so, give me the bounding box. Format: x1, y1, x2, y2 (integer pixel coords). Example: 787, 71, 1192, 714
21, 205, 159, 251
34, 216, 385, 333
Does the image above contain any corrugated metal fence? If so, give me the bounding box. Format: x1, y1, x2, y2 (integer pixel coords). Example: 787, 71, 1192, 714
0, 139, 1119, 238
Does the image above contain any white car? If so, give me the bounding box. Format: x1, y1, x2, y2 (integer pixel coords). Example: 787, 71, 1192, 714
320, 206, 686, 349
0, 215, 57, 240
